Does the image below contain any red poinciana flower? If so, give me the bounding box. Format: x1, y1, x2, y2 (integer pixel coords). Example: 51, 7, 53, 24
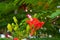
26, 14, 44, 36
13, 37, 19, 40
27, 18, 44, 30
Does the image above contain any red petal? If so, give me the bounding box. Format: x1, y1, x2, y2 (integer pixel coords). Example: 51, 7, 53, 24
13, 38, 19, 40
26, 18, 44, 30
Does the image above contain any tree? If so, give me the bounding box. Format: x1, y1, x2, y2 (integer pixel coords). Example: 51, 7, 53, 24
0, 0, 60, 37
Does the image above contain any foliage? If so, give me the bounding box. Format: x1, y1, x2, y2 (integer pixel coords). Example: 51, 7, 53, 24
31, 37, 60, 40
0, 38, 11, 40
0, 0, 59, 27
50, 9, 60, 19
0, 0, 60, 39
0, 37, 60, 40
7, 16, 29, 40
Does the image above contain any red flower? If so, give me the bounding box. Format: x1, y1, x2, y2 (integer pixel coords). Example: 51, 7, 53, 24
27, 18, 44, 30
13, 37, 19, 40
26, 14, 44, 36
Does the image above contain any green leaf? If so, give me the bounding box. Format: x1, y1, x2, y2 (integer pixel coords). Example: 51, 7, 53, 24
50, 10, 60, 19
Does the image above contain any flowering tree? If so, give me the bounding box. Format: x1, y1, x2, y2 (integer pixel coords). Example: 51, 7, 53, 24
0, 0, 60, 39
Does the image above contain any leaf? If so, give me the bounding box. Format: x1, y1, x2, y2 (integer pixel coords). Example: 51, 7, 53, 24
19, 18, 27, 26
14, 24, 18, 31
7, 23, 12, 32
48, 0, 52, 4
13, 16, 18, 23
49, 10, 60, 19
25, 0, 38, 5
26, 25, 30, 33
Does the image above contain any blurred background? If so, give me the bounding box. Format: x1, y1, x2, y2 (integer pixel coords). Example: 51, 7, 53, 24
0, 0, 60, 40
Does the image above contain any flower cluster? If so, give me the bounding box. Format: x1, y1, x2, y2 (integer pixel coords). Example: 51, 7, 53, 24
26, 14, 44, 36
